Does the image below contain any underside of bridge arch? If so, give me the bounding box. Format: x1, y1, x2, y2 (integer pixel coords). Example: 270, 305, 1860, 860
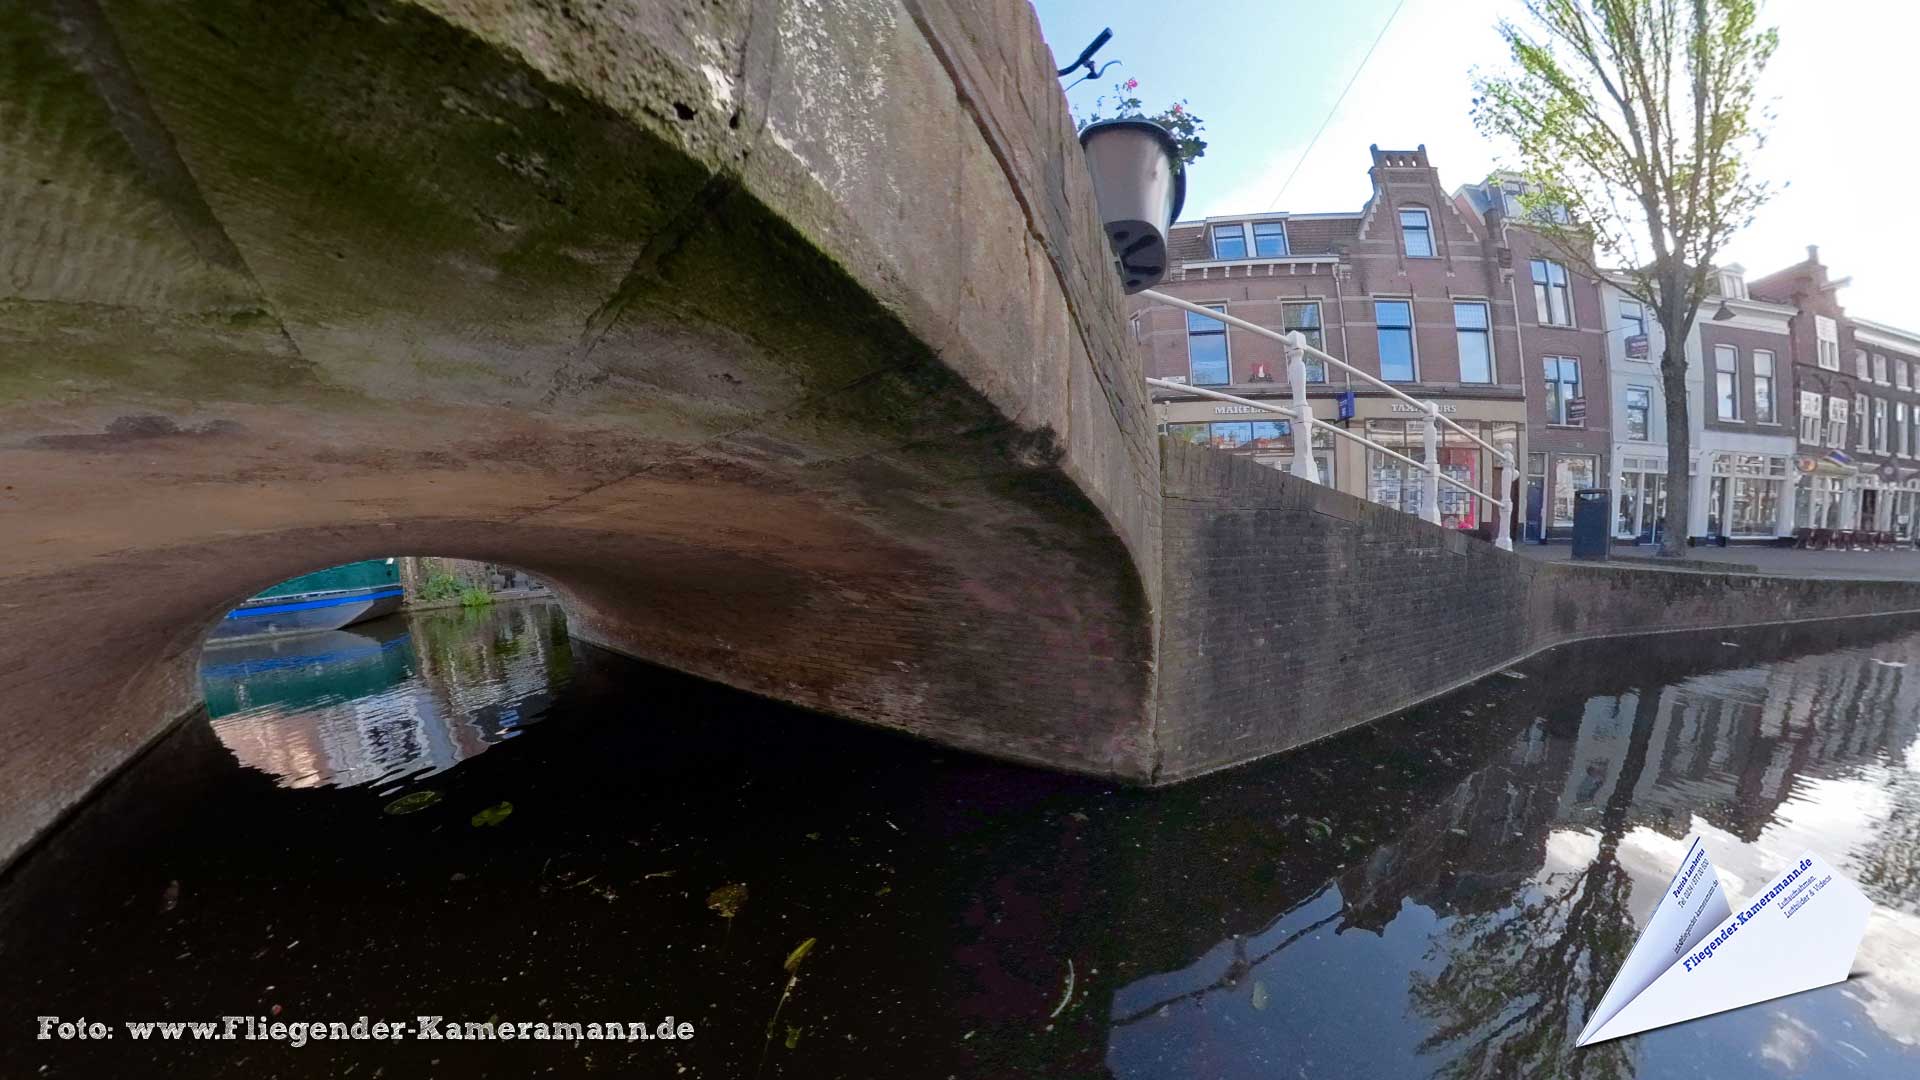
0, 0, 1166, 865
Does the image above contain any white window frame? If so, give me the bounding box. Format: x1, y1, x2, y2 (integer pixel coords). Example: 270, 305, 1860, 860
1856, 349, 1871, 381
1900, 358, 1912, 391
1399, 208, 1434, 258
1816, 316, 1839, 371
1856, 393, 1870, 450
1531, 259, 1573, 327
1876, 397, 1890, 454
1828, 396, 1849, 449
1799, 390, 1823, 445
1713, 344, 1740, 421
1901, 401, 1912, 458
1752, 350, 1776, 423
1874, 353, 1890, 385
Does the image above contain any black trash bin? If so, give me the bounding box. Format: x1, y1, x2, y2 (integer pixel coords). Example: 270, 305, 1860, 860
1572, 487, 1611, 560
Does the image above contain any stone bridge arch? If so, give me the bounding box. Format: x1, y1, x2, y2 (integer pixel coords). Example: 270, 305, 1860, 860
0, 0, 1164, 865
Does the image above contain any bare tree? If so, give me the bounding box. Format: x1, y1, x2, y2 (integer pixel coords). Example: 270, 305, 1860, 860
1474, 0, 1775, 556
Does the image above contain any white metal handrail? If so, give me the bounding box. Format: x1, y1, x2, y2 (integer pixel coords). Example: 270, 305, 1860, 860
1146, 379, 1496, 502
1140, 289, 1514, 463
1141, 303, 1516, 550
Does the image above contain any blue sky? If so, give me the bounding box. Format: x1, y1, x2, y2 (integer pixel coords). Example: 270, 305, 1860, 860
1029, 0, 1917, 322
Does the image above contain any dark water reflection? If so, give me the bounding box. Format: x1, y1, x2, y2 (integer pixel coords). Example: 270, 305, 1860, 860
199, 605, 568, 790
3, 600, 1920, 1079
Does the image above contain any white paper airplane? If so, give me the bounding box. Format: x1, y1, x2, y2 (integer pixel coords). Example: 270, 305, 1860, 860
1576, 837, 1872, 1047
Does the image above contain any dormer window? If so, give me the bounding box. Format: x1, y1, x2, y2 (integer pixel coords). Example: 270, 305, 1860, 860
1209, 220, 1287, 260
1399, 208, 1434, 257
1717, 268, 1746, 300
1252, 221, 1288, 258
1211, 224, 1247, 260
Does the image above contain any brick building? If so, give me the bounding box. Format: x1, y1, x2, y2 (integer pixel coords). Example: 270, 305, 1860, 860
1691, 265, 1800, 540
1752, 248, 1920, 540
1453, 172, 1612, 539
1134, 146, 1610, 536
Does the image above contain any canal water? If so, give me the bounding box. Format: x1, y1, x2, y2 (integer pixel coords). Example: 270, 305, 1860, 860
4, 599, 1920, 1079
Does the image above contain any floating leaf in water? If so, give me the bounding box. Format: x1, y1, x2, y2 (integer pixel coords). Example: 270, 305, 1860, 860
470, 801, 514, 827
784, 1024, 804, 1049
708, 882, 749, 919
784, 937, 817, 973
383, 790, 443, 816
1304, 817, 1332, 842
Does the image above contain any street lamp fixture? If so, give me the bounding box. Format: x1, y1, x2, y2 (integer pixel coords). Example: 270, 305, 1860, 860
1712, 300, 1736, 321
1078, 119, 1187, 294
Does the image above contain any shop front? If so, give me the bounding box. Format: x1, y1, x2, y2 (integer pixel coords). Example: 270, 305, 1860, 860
1351, 396, 1524, 533
1155, 393, 1523, 534
1698, 450, 1795, 540
1612, 452, 1670, 543
1158, 398, 1336, 485
1793, 467, 1848, 531
1851, 474, 1920, 538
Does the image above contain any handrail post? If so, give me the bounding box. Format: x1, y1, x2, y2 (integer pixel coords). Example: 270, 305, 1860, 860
1421, 403, 1441, 525
1495, 451, 1515, 551
1285, 331, 1320, 484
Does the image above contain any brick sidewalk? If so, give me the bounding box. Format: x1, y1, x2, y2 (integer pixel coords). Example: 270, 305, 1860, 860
1512, 540, 1920, 581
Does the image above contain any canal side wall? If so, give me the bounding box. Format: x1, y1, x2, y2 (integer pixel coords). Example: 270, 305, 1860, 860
1154, 442, 1920, 782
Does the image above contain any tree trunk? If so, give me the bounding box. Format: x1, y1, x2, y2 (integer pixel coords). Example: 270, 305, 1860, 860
1659, 323, 1692, 558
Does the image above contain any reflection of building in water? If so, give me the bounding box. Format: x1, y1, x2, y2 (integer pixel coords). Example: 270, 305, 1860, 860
1108, 635, 1920, 1080
202, 603, 569, 789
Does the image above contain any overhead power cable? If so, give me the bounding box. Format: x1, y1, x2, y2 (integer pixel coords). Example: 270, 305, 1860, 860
1264, 0, 1409, 211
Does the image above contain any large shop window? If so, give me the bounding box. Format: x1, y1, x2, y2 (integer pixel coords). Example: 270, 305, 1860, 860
1615, 456, 1669, 539
1454, 302, 1493, 383
1185, 305, 1230, 386
1168, 420, 1332, 481
1283, 302, 1327, 382
1551, 454, 1598, 528
1795, 475, 1846, 531
1709, 453, 1788, 537
1364, 419, 1518, 530
1543, 357, 1581, 425
1375, 300, 1416, 381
